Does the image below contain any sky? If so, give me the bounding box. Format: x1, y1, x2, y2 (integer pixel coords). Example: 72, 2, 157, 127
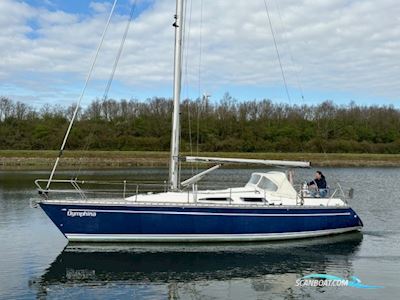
0, 0, 399, 108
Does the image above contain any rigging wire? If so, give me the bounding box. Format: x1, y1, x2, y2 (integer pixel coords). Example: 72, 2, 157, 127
103, 0, 138, 101
267, 1, 333, 185
74, 0, 138, 179
182, 0, 195, 174
196, 0, 204, 160
274, 0, 305, 101
270, 5, 341, 189
46, 0, 118, 189
262, 0, 291, 103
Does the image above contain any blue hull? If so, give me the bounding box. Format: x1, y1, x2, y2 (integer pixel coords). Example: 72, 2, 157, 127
39, 203, 363, 242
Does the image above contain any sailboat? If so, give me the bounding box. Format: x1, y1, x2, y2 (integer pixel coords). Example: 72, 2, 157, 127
33, 0, 363, 242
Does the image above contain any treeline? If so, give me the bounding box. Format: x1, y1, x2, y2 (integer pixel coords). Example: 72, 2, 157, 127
1, 94, 400, 153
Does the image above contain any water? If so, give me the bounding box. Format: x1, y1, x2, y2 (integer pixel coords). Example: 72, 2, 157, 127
0, 167, 399, 299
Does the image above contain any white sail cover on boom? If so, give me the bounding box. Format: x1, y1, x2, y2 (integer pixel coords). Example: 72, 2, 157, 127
185, 156, 310, 168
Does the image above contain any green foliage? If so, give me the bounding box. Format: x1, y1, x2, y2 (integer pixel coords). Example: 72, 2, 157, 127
1, 96, 400, 153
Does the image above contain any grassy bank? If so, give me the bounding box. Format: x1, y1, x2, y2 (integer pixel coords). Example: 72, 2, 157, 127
0, 150, 399, 168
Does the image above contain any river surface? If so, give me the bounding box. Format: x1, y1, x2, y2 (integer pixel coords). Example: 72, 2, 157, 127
0, 167, 399, 299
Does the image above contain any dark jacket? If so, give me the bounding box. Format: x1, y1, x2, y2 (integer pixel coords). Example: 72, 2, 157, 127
309, 177, 327, 189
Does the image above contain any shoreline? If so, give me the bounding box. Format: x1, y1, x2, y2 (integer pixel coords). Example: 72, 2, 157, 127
0, 150, 399, 169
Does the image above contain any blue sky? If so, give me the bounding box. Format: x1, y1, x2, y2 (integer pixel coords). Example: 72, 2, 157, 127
24, 0, 99, 13
23, 0, 151, 16
1, 0, 399, 108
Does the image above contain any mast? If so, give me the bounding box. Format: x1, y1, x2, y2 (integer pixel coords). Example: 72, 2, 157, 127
169, 0, 184, 191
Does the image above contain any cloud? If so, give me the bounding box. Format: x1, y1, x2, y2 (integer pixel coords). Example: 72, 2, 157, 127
0, 0, 399, 106
89, 1, 112, 14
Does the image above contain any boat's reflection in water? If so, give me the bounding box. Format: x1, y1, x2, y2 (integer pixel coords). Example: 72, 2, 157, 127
36, 232, 363, 298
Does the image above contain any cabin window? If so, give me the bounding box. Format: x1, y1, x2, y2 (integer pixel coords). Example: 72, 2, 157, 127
248, 174, 261, 185
258, 177, 278, 191
241, 197, 265, 203
198, 197, 231, 201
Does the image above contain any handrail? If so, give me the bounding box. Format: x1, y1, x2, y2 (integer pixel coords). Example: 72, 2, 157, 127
34, 177, 349, 208
123, 180, 127, 199
35, 178, 168, 201
337, 183, 348, 205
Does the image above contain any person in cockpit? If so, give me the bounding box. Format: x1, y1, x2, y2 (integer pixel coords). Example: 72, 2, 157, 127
308, 171, 328, 197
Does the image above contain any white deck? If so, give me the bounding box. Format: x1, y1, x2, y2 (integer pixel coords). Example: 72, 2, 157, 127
123, 171, 347, 208
38, 171, 348, 208
123, 189, 346, 207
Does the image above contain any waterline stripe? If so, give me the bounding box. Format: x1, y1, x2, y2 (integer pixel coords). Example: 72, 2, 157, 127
67, 208, 351, 217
